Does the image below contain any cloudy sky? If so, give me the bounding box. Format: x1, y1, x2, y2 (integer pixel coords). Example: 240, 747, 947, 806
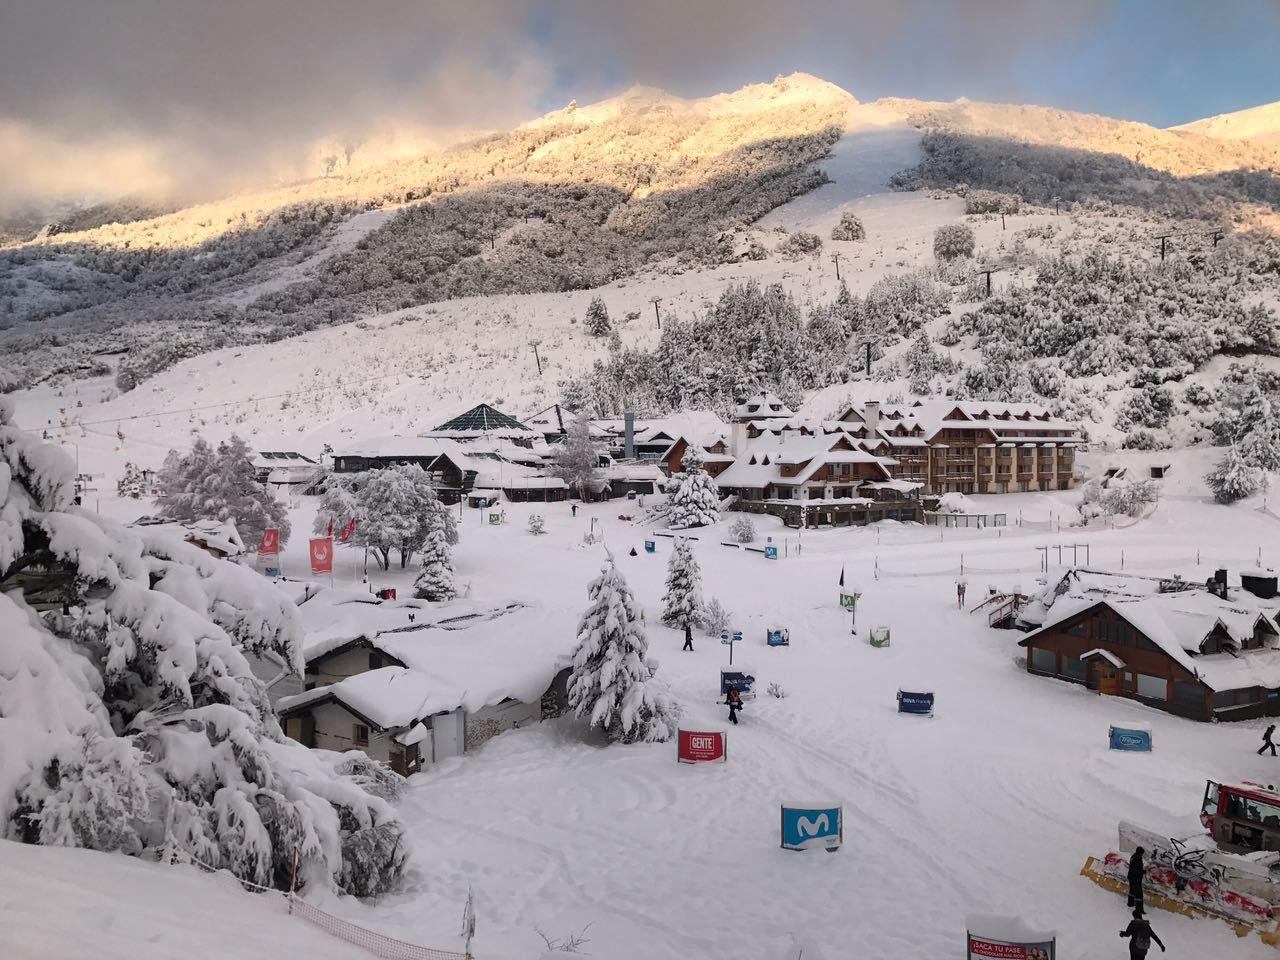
2, 0, 1278, 212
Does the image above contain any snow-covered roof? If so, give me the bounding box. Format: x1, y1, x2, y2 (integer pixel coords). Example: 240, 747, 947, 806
285, 598, 567, 725
253, 451, 316, 468
1020, 587, 1280, 692
715, 433, 891, 489
1079, 648, 1126, 669
127, 516, 245, 557
837, 399, 1079, 443
733, 391, 795, 421
336, 435, 471, 460
278, 667, 444, 730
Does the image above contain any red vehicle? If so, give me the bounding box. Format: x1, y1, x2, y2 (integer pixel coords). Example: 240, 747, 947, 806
1201, 780, 1280, 853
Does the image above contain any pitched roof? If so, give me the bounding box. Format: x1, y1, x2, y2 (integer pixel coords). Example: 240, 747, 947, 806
433, 404, 530, 434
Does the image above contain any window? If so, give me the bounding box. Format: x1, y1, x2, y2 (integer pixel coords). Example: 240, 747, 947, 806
1135, 673, 1168, 700
1030, 647, 1056, 673
1065, 621, 1088, 638
353, 724, 370, 746
1173, 681, 1205, 706
1213, 688, 1262, 709
369, 651, 386, 670
1062, 656, 1086, 680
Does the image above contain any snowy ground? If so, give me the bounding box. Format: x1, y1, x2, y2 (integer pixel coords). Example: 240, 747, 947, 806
9, 448, 1274, 960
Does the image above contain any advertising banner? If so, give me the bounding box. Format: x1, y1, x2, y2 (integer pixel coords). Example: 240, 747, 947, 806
488, 512, 502, 525
869, 626, 891, 648
897, 690, 935, 716
645, 540, 656, 553
309, 537, 333, 576
839, 592, 859, 609
719, 668, 755, 697
1108, 725, 1152, 752
966, 916, 1056, 960
764, 544, 778, 560
780, 803, 843, 851
766, 628, 789, 647
258, 528, 279, 556
677, 729, 726, 763
966, 933, 1055, 960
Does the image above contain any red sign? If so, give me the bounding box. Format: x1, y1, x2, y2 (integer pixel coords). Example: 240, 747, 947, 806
339, 517, 357, 544
677, 729, 726, 763
258, 528, 280, 556
309, 537, 333, 575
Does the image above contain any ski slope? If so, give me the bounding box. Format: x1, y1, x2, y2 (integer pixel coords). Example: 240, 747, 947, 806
12, 447, 1267, 960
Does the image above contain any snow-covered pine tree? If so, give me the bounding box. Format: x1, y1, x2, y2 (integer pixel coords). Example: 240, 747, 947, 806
1240, 394, 1280, 473
550, 417, 605, 499
1206, 443, 1261, 504
703, 596, 730, 637
661, 537, 704, 630
527, 513, 547, 535
668, 446, 721, 529
414, 528, 456, 600
0, 401, 405, 895
567, 557, 678, 743
158, 434, 290, 547
584, 296, 611, 337
729, 514, 756, 544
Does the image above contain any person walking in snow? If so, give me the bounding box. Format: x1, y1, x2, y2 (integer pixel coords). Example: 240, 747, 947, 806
725, 685, 743, 725
1260, 724, 1278, 757
956, 580, 967, 609
1127, 846, 1146, 913
1120, 909, 1165, 959
682, 623, 694, 652
571, 503, 578, 518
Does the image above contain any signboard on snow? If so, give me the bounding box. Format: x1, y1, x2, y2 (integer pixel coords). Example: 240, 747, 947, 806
839, 592, 859, 609
869, 626, 891, 648
309, 537, 333, 576
767, 628, 790, 647
897, 690, 935, 716
720, 668, 756, 698
764, 542, 778, 560
1108, 725, 1152, 752
780, 803, 843, 851
644, 540, 656, 553
965, 917, 1056, 960
488, 512, 502, 525
677, 729, 726, 763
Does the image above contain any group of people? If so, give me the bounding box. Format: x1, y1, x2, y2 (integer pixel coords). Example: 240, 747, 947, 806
1122, 847, 1166, 958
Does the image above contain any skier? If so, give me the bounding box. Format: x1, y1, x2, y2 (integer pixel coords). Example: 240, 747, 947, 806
956, 580, 967, 609
1119, 909, 1165, 959
682, 623, 694, 652
1260, 724, 1278, 757
725, 685, 743, 725
1127, 846, 1145, 913
571, 503, 578, 518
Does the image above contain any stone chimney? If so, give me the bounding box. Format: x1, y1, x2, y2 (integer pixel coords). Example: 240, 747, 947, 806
863, 401, 880, 440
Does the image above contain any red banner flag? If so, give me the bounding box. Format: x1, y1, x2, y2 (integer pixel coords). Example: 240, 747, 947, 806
339, 517, 357, 543
309, 537, 333, 575
258, 528, 280, 557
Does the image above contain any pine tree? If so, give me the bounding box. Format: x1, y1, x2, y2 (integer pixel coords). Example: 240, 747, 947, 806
668, 446, 721, 529
527, 513, 547, 535
1206, 444, 1260, 504
568, 558, 678, 743
550, 417, 605, 499
414, 528, 456, 600
703, 596, 730, 637
1241, 395, 1280, 473
584, 296, 611, 337
158, 434, 290, 546
661, 538, 704, 630
0, 401, 405, 895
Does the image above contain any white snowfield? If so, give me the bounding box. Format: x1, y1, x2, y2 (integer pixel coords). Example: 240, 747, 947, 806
6, 446, 1280, 958
0, 841, 361, 960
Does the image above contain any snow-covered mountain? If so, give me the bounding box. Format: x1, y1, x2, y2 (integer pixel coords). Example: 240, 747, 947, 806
1172, 99, 1280, 149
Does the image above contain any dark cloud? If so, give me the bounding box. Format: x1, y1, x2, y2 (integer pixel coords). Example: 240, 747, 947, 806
0, 1, 1272, 212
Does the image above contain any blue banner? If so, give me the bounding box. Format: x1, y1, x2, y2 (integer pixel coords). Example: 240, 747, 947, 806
898, 690, 934, 715
1108, 725, 1152, 751
644, 540, 656, 553
720, 669, 755, 695
767, 628, 789, 647
764, 544, 778, 560
780, 804, 843, 851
